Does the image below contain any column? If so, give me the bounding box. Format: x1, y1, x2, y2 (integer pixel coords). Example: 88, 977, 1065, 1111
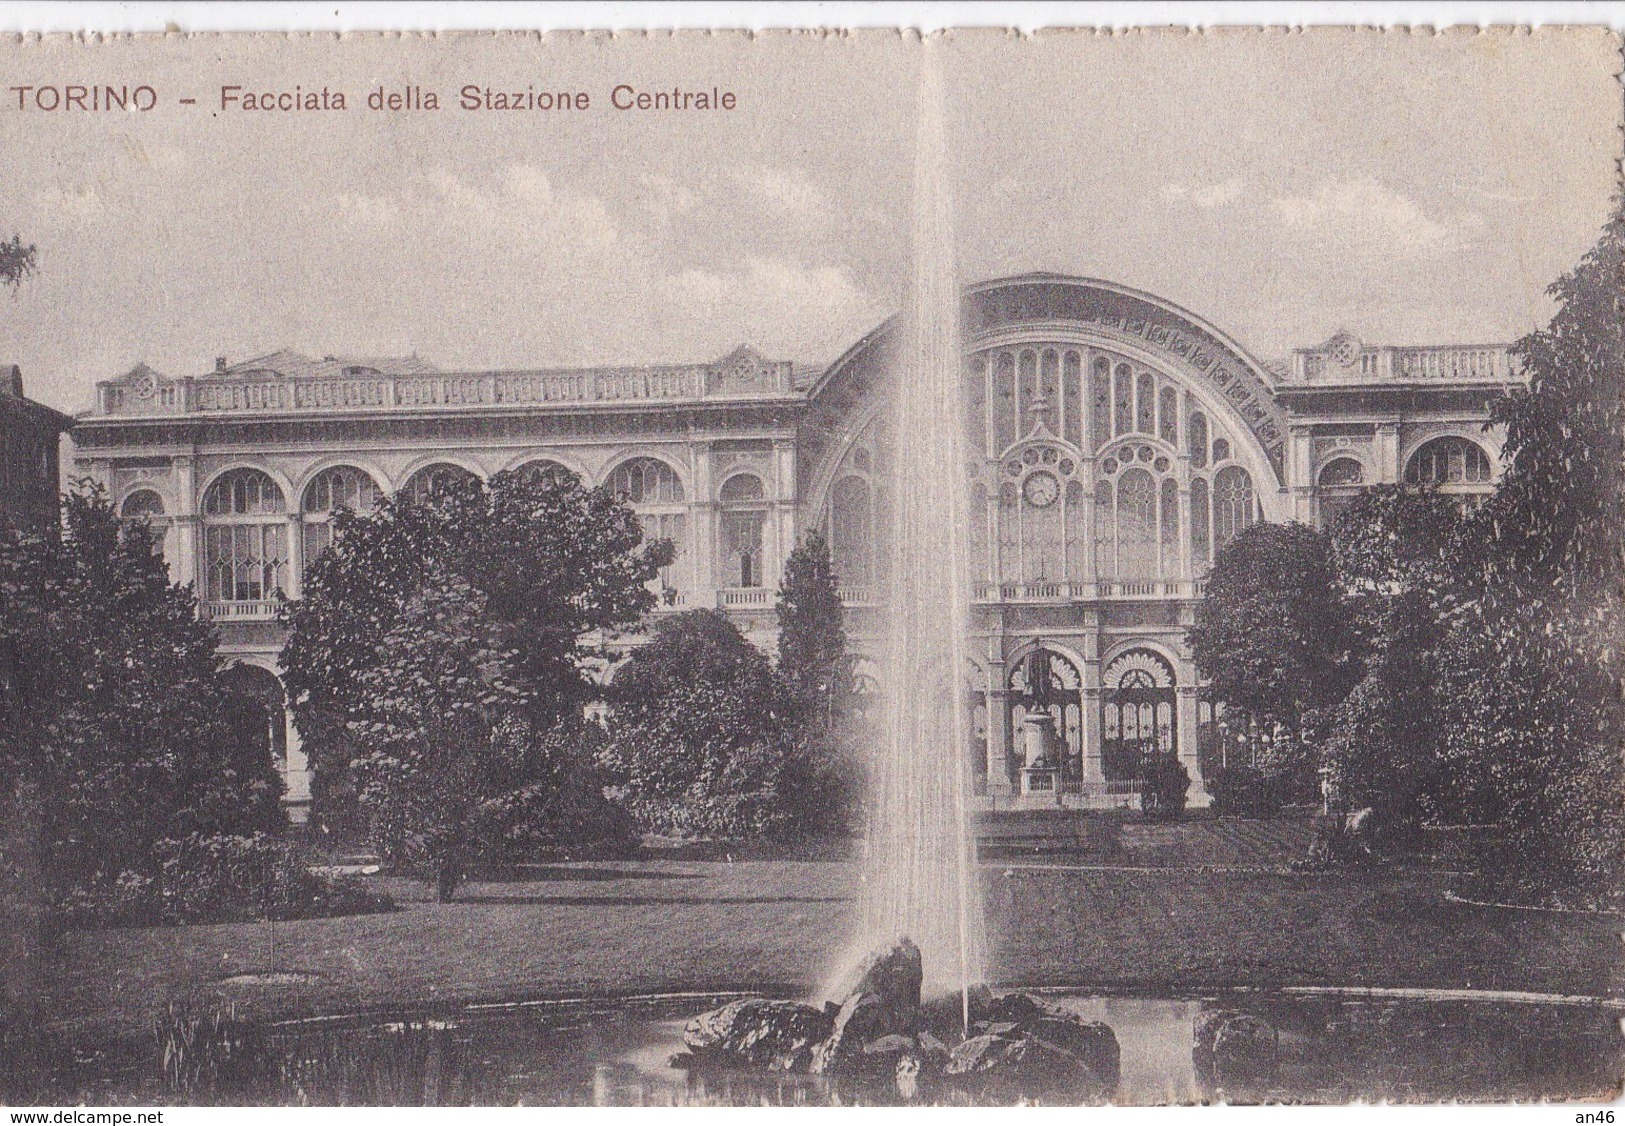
986, 687, 1013, 794
282, 706, 311, 820
1375, 422, 1401, 484
1176, 455, 1193, 583
772, 438, 797, 585
285, 514, 304, 600
690, 441, 717, 603
1080, 626, 1104, 789
1176, 682, 1209, 807
1081, 686, 1104, 788
1288, 425, 1315, 524
171, 454, 201, 594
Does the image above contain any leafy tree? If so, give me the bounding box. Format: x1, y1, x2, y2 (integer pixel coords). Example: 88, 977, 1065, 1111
282, 470, 668, 897
282, 464, 669, 844
1321, 487, 1469, 835
347, 569, 524, 899
1189, 522, 1357, 745
598, 610, 787, 838
773, 533, 864, 833
0, 485, 285, 894
775, 532, 852, 730
1438, 200, 1625, 887
0, 233, 36, 290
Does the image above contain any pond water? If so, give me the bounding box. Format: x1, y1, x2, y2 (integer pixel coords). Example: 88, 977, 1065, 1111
49, 990, 1624, 1106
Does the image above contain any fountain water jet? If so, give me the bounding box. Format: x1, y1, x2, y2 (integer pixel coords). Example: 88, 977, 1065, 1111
840, 38, 986, 1013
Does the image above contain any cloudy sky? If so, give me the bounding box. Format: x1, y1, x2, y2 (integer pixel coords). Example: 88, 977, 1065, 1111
1, 28, 1617, 412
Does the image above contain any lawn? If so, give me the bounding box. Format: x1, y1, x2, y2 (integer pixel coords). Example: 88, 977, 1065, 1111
39, 846, 1624, 1044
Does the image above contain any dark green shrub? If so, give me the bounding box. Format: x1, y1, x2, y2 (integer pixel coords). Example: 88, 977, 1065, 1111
56, 833, 393, 928
1140, 753, 1191, 820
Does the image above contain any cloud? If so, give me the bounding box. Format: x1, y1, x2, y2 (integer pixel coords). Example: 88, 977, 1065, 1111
725, 164, 829, 223
664, 256, 881, 356
1161, 176, 1247, 209
637, 172, 700, 216
1270, 178, 1464, 257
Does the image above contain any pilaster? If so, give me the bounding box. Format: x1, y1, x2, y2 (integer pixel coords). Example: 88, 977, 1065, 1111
986, 687, 1013, 793
171, 455, 200, 593
1177, 683, 1209, 807
1375, 422, 1401, 484
1288, 425, 1315, 523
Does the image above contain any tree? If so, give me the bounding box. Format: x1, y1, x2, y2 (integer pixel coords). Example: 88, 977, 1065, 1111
775, 532, 851, 727
347, 569, 524, 900
282, 469, 665, 897
773, 533, 864, 833
0, 233, 36, 290
1321, 487, 1470, 835
0, 485, 285, 893
1189, 522, 1357, 745
1437, 199, 1625, 887
598, 610, 788, 838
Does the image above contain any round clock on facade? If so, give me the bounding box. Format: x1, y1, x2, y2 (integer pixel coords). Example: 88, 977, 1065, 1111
1022, 470, 1060, 507
133, 370, 158, 399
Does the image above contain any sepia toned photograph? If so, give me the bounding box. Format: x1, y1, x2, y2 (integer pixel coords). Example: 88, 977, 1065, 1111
0, 22, 1620, 1108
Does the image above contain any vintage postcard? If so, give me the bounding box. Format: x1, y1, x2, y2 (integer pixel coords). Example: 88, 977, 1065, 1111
0, 24, 1620, 1110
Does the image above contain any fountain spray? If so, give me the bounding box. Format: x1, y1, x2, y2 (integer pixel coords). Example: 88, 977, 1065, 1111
845, 34, 986, 1021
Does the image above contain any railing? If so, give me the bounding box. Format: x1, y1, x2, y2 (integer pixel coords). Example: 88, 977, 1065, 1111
716, 587, 774, 608
972, 579, 1206, 602
1293, 343, 1516, 384
203, 581, 1206, 625
1393, 346, 1510, 381
201, 599, 282, 621
100, 359, 796, 417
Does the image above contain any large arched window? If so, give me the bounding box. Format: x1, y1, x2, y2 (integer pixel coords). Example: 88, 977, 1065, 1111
829, 474, 874, 587
1101, 648, 1177, 781
719, 472, 767, 588
608, 456, 685, 504
302, 466, 382, 569
1404, 436, 1494, 511
609, 457, 687, 595
1405, 437, 1492, 485
121, 488, 165, 519
1006, 648, 1084, 780
1094, 443, 1179, 581
994, 442, 1085, 583
120, 489, 169, 557
202, 468, 287, 604
1319, 457, 1365, 487
1212, 464, 1256, 551
1316, 457, 1366, 529
401, 463, 479, 505
515, 459, 578, 488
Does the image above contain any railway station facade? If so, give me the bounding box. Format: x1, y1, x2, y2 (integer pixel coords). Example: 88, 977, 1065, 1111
68, 274, 1522, 813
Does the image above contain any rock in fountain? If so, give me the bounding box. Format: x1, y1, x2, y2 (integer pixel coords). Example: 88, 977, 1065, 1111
679, 943, 1120, 1104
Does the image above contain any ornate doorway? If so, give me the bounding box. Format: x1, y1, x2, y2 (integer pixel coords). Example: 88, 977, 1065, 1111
1101, 649, 1176, 781
1007, 648, 1083, 780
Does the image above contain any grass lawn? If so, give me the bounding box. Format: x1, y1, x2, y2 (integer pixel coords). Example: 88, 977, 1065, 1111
40, 847, 1624, 1044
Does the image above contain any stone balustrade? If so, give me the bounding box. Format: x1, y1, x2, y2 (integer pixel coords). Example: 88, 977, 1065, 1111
972, 578, 1206, 602
98, 359, 796, 417
201, 599, 282, 621
203, 577, 1205, 624
1292, 342, 1517, 384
